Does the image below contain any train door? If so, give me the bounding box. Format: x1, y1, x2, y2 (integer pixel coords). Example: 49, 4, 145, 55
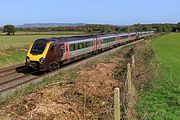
65, 42, 70, 60
59, 44, 64, 61
97, 35, 101, 49
93, 36, 97, 51
49, 43, 56, 62
54, 43, 62, 63
119, 36, 121, 44
115, 36, 118, 45
116, 36, 121, 45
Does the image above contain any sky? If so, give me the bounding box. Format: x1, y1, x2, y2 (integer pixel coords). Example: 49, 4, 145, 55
0, 0, 180, 26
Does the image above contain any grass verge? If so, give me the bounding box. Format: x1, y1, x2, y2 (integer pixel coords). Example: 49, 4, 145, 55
137, 33, 180, 120
0, 49, 26, 67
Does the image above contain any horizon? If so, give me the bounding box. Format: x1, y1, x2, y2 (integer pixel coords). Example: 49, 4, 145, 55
1, 0, 180, 26
0, 22, 179, 28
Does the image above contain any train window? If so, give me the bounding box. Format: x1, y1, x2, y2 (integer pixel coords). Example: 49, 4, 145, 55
108, 39, 110, 42
87, 41, 91, 47
101, 39, 104, 44
105, 39, 107, 43
30, 42, 46, 54
121, 36, 128, 39
69, 44, 75, 51
90, 41, 93, 46
74, 43, 78, 50
83, 42, 87, 48
78, 43, 83, 49
110, 38, 115, 42
86, 42, 89, 47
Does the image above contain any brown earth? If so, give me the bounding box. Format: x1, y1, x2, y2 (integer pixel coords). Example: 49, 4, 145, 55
0, 51, 10, 56
1, 49, 131, 120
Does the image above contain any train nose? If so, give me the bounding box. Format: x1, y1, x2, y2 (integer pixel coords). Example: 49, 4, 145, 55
30, 61, 40, 69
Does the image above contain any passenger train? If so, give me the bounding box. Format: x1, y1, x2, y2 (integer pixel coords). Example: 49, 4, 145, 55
25, 31, 154, 70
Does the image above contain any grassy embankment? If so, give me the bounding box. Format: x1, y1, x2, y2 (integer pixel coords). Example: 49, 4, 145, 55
0, 34, 76, 67
137, 33, 180, 119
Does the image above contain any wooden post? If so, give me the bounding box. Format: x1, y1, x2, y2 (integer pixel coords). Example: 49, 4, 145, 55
127, 63, 132, 92
114, 88, 120, 120
132, 55, 135, 68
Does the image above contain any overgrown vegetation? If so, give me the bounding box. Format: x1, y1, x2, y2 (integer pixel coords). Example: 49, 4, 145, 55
133, 41, 157, 92
111, 41, 158, 119
137, 34, 180, 119
0, 49, 26, 67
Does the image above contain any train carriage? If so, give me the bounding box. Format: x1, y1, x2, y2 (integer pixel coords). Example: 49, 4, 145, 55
25, 31, 154, 71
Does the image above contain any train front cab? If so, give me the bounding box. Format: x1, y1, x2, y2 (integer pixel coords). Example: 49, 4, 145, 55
25, 39, 63, 70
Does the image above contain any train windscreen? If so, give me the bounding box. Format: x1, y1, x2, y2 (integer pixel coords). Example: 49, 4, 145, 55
30, 42, 47, 55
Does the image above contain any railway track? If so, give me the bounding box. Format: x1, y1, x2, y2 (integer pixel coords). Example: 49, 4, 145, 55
0, 65, 40, 92
0, 38, 145, 97
0, 64, 24, 77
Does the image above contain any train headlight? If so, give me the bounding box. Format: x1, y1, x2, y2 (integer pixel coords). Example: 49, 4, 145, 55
39, 57, 45, 63
26, 56, 30, 62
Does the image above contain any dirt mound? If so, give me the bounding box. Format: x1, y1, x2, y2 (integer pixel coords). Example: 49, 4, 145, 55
1, 52, 127, 120
0, 51, 10, 56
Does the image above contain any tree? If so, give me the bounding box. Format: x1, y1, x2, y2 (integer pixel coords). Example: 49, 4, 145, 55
177, 22, 180, 32
3, 25, 15, 35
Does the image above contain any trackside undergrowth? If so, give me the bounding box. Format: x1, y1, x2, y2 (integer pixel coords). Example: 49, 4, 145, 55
137, 33, 180, 120
0, 49, 26, 67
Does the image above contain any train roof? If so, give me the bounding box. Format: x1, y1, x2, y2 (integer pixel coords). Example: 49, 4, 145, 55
35, 31, 153, 44
35, 33, 130, 44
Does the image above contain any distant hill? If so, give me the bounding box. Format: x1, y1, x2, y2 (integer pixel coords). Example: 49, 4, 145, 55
14, 23, 86, 28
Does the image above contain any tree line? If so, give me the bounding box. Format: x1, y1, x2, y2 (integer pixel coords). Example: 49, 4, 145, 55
2, 23, 180, 35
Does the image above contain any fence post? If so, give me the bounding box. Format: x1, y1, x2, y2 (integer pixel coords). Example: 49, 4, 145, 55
127, 63, 132, 92
114, 88, 120, 120
132, 55, 135, 68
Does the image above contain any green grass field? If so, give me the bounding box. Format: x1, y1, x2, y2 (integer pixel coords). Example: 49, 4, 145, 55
0, 34, 74, 50
137, 33, 180, 119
